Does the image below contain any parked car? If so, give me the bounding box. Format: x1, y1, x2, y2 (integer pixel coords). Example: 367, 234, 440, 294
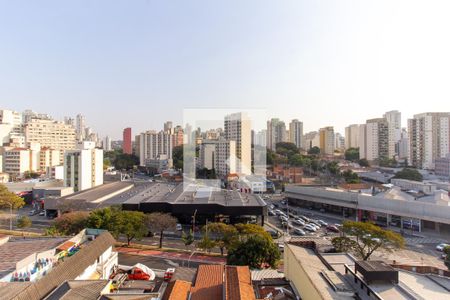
280, 216, 289, 222
293, 219, 305, 226
269, 204, 275, 210
304, 225, 317, 232
268, 210, 276, 216
274, 209, 283, 215
310, 220, 322, 227
28, 210, 38, 216
326, 225, 340, 233
318, 220, 328, 226
176, 224, 183, 231
293, 228, 306, 236
278, 243, 285, 252
39, 211, 45, 216
266, 229, 280, 238
299, 215, 311, 222
308, 223, 320, 230
436, 243, 449, 251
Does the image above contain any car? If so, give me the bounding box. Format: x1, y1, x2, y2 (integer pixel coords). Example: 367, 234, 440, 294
299, 215, 311, 222
317, 220, 328, 226
266, 229, 280, 238
278, 243, 285, 252
308, 223, 320, 230
326, 225, 340, 233
293, 228, 306, 236
310, 220, 322, 227
268, 210, 276, 216
39, 211, 45, 216
280, 216, 289, 222
304, 225, 317, 232
281, 200, 287, 205
274, 209, 283, 215
292, 219, 305, 226
269, 204, 275, 210
28, 210, 37, 216
176, 224, 183, 231
436, 243, 449, 251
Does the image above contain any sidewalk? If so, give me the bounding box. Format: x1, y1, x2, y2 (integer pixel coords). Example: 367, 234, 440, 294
115, 247, 227, 264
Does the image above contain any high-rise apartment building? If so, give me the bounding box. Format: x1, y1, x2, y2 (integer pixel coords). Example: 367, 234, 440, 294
64, 141, 103, 192
214, 139, 237, 178
164, 121, 173, 133
334, 133, 345, 151
123, 127, 132, 155
364, 118, 389, 161
224, 112, 251, 175
408, 112, 450, 169
398, 129, 409, 160
24, 119, 76, 163
136, 130, 173, 166
383, 110, 402, 158
302, 131, 320, 151
345, 124, 359, 149
103, 136, 112, 151
0, 109, 23, 145
76, 114, 86, 141
289, 119, 303, 149
319, 126, 335, 155
267, 118, 287, 150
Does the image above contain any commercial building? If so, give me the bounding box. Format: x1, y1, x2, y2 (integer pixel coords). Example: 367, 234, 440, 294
435, 154, 450, 178
345, 124, 359, 149
64, 142, 103, 192
283, 238, 450, 300
267, 118, 287, 150
285, 184, 450, 234
408, 112, 450, 169
122, 127, 132, 154
24, 118, 76, 163
145, 154, 173, 173
289, 119, 303, 149
2, 147, 31, 177
224, 112, 251, 175
198, 140, 217, 170
0, 109, 23, 145
319, 126, 335, 155
0, 229, 118, 300
136, 130, 173, 167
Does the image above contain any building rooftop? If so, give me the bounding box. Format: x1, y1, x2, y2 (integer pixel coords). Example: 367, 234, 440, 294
45, 181, 134, 210
0, 237, 68, 278
44, 280, 109, 300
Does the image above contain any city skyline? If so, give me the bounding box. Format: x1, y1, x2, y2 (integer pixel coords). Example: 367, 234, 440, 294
2, 1, 450, 139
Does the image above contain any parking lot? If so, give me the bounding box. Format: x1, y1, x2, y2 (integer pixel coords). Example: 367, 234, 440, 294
264, 194, 449, 268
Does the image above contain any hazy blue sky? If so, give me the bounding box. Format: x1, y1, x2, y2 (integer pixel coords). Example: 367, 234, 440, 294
1, 0, 450, 139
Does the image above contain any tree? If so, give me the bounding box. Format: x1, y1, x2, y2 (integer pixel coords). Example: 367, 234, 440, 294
17, 215, 32, 230
332, 221, 405, 261
308, 146, 320, 155
86, 206, 123, 237
234, 223, 272, 241
275, 142, 298, 158
393, 168, 423, 182
23, 171, 40, 179
358, 159, 370, 167
326, 161, 340, 175
331, 236, 357, 252
196, 234, 216, 253
266, 149, 276, 165
345, 148, 360, 161
53, 211, 90, 235
181, 230, 195, 250
145, 212, 178, 248
113, 153, 139, 170
173, 145, 184, 170
116, 210, 148, 246
0, 184, 25, 210
227, 235, 281, 268
342, 169, 361, 184
444, 246, 450, 270
204, 222, 238, 256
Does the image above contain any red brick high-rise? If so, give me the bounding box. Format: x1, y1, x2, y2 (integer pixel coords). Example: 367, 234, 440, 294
123, 127, 132, 154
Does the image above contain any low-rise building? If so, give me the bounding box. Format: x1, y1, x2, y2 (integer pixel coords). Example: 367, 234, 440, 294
435, 154, 450, 179
390, 178, 437, 195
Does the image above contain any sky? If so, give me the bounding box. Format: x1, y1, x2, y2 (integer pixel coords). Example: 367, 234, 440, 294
1, 0, 450, 139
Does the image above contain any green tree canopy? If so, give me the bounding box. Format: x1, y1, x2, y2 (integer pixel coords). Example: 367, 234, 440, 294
307, 146, 321, 155
173, 145, 184, 170
393, 168, 423, 182
145, 212, 178, 248
332, 221, 405, 260
53, 211, 90, 235
358, 159, 370, 167
341, 169, 361, 184
116, 210, 148, 245
203, 222, 238, 256
275, 142, 298, 158
344, 148, 360, 161
86, 206, 123, 237
0, 184, 25, 209
227, 235, 281, 268
17, 215, 32, 229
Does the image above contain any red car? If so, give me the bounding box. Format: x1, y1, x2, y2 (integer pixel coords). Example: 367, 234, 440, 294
128, 268, 151, 281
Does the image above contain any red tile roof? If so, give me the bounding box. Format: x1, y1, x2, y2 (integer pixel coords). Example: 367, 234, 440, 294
225, 266, 255, 300
162, 280, 191, 300
190, 265, 224, 300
